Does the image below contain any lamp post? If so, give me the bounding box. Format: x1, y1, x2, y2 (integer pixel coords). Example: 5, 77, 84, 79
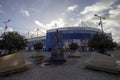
3, 19, 11, 32
94, 14, 105, 34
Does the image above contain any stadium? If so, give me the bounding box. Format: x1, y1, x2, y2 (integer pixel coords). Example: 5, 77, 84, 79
45, 26, 102, 51
26, 26, 113, 51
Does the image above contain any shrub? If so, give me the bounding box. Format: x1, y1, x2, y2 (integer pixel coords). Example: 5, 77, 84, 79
69, 42, 78, 51
34, 42, 43, 51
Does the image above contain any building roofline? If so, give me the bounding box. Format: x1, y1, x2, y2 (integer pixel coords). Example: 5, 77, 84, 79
27, 36, 46, 41
47, 26, 101, 33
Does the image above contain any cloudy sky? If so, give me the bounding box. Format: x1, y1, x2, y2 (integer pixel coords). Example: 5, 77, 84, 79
0, 0, 120, 41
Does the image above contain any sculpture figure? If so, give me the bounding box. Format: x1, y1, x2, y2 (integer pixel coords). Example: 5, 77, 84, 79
55, 29, 59, 44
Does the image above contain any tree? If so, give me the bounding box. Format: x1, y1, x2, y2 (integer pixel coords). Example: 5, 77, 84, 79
69, 42, 78, 51
0, 38, 4, 49
88, 33, 116, 54
115, 42, 120, 50
34, 42, 43, 51
0, 32, 27, 53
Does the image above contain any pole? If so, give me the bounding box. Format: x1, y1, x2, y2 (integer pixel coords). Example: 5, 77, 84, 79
94, 14, 105, 34
100, 17, 103, 34
28, 31, 29, 38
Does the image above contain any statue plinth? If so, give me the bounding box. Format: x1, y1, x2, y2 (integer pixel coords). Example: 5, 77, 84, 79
49, 45, 66, 64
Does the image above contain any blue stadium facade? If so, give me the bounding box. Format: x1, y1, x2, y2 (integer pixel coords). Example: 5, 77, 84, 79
46, 27, 101, 51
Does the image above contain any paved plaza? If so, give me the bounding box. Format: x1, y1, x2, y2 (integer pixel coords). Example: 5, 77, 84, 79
1, 51, 120, 80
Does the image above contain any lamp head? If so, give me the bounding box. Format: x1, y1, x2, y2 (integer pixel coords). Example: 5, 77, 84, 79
94, 14, 97, 16
103, 18, 106, 19
8, 19, 11, 22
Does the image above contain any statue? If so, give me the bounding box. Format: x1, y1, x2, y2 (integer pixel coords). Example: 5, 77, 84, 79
44, 29, 65, 65
55, 29, 59, 44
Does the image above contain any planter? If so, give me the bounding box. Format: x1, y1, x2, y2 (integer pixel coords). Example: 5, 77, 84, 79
85, 52, 120, 73
0, 53, 31, 76
30, 51, 45, 58
68, 51, 80, 58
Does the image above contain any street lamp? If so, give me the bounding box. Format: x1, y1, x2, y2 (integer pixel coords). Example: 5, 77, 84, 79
3, 19, 11, 32
94, 14, 105, 34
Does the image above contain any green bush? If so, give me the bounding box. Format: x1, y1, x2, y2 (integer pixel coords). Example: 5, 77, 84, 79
69, 42, 78, 51
34, 42, 43, 51
88, 33, 117, 54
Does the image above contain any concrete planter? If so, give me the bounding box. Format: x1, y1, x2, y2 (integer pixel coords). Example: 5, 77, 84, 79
0, 53, 31, 76
68, 51, 80, 58
30, 51, 45, 58
85, 52, 120, 73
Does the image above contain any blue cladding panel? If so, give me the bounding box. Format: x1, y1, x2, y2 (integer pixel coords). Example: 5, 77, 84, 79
63, 33, 91, 39
46, 32, 55, 49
